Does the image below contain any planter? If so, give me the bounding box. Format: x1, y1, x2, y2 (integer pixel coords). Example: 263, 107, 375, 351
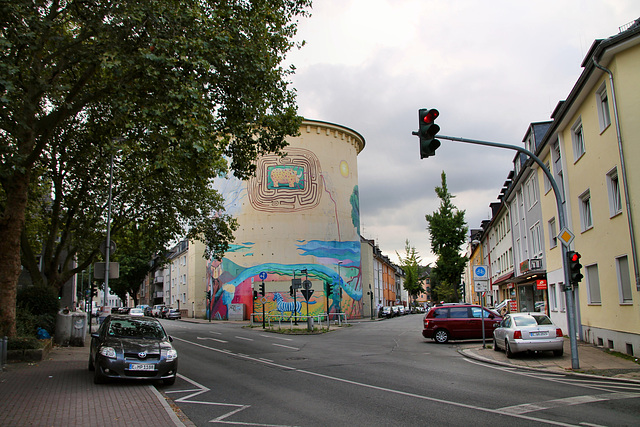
7, 339, 53, 363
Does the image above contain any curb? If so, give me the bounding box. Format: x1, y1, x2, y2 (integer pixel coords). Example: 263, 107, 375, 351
457, 347, 640, 384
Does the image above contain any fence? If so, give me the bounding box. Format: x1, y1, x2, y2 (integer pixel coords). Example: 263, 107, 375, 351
1, 336, 7, 370
250, 312, 348, 330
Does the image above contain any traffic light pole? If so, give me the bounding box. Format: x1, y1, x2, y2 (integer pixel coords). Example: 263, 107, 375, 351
438, 134, 580, 369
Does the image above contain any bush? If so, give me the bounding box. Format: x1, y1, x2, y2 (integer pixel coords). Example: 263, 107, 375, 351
16, 286, 59, 338
8, 337, 42, 350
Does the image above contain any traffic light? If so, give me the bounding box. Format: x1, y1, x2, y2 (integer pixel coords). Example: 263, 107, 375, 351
326, 281, 332, 298
567, 251, 583, 285
205, 290, 211, 300
413, 108, 441, 158
253, 290, 258, 301
259, 282, 265, 296
289, 285, 294, 297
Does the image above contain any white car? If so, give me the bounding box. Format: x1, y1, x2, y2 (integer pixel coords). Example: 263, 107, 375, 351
493, 312, 564, 358
129, 308, 144, 317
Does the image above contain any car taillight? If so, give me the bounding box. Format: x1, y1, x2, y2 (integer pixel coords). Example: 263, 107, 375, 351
556, 328, 563, 337
513, 330, 522, 340
424, 320, 430, 327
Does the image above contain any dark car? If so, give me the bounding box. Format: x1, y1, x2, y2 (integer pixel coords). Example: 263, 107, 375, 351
89, 314, 178, 385
422, 304, 502, 343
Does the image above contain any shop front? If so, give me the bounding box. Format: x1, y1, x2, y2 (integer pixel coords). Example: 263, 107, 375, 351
512, 258, 548, 316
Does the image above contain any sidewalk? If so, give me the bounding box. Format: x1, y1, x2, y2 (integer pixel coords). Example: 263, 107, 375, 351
458, 337, 640, 381
0, 343, 192, 427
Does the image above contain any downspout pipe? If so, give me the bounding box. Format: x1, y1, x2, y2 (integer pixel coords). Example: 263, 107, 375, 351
593, 57, 640, 290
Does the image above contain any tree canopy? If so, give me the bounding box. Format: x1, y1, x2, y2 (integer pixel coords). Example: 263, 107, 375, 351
0, 0, 312, 336
425, 171, 468, 303
396, 239, 426, 306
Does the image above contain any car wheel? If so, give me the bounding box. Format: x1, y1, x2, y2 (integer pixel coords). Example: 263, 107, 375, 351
553, 348, 564, 357
93, 366, 106, 384
88, 354, 95, 371
434, 329, 449, 344
163, 376, 176, 386
493, 337, 500, 352
505, 340, 514, 359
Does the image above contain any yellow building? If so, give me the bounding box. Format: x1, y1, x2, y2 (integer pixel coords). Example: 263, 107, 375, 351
537, 20, 640, 354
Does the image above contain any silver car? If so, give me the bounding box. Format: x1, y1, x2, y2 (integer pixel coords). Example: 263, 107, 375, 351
493, 312, 564, 358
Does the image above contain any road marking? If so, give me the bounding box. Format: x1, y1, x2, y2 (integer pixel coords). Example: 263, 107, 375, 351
272, 343, 299, 350
259, 334, 293, 341
497, 392, 640, 415
197, 336, 228, 343
236, 336, 254, 341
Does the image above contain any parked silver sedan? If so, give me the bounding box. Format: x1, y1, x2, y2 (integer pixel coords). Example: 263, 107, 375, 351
493, 312, 564, 358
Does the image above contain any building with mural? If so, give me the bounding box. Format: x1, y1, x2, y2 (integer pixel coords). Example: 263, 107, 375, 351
203, 119, 366, 321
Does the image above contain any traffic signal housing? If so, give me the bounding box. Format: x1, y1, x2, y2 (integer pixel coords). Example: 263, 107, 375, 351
414, 108, 441, 158
259, 282, 265, 296
567, 251, 583, 285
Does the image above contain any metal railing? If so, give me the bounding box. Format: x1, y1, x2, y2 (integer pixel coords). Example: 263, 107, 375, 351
250, 312, 348, 330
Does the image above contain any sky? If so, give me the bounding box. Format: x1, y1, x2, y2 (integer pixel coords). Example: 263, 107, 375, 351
285, 0, 640, 266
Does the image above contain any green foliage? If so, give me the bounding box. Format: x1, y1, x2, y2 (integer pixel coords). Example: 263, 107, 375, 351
396, 239, 426, 302
425, 172, 468, 303
8, 337, 42, 351
0, 0, 312, 336
17, 286, 60, 317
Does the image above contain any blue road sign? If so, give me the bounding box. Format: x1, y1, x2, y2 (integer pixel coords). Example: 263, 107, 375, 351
259, 272, 267, 280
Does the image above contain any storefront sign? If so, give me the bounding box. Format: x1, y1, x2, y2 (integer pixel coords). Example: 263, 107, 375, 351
519, 259, 529, 272
536, 279, 548, 290
509, 300, 518, 312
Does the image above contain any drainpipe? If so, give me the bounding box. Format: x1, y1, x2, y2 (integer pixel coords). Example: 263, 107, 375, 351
593, 57, 640, 290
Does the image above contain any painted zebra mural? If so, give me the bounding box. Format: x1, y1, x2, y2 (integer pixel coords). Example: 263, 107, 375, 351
272, 292, 303, 318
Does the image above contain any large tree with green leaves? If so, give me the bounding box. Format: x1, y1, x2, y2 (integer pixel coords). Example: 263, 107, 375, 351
425, 172, 468, 303
396, 239, 426, 307
0, 0, 312, 336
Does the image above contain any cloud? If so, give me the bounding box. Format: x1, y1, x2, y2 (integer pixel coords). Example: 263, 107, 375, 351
288, 0, 640, 264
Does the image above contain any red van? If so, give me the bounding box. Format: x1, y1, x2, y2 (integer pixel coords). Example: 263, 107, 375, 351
422, 304, 502, 343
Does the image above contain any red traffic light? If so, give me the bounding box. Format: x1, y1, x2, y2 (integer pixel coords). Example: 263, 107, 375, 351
422, 109, 439, 124
570, 252, 581, 262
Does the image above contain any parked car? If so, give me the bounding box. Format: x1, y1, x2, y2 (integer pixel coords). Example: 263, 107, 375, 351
143, 306, 153, 317
166, 308, 181, 320
379, 306, 393, 318
129, 307, 144, 317
493, 312, 564, 358
422, 304, 502, 343
88, 314, 178, 385
391, 306, 400, 317
152, 305, 165, 317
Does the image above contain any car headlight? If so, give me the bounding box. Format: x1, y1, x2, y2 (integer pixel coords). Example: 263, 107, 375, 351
166, 348, 178, 361
99, 346, 116, 359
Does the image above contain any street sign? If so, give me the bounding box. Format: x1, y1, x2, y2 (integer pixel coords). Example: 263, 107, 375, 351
259, 271, 267, 280
260, 296, 267, 304
301, 289, 314, 301
558, 227, 575, 247
473, 265, 488, 281
303, 280, 312, 290
291, 278, 302, 289
474, 281, 489, 292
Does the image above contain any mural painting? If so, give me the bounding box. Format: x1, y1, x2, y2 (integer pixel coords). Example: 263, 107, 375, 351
206, 121, 364, 321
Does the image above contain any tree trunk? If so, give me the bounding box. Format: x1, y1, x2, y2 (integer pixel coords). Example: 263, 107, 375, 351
0, 171, 30, 337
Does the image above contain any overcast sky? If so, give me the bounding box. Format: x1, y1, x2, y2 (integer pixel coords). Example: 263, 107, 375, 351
285, 0, 639, 265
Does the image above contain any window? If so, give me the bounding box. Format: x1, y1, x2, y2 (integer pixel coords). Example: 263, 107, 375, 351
586, 264, 601, 304
607, 168, 622, 217
579, 190, 593, 231
616, 255, 633, 303
530, 222, 542, 256
549, 284, 557, 311
525, 175, 538, 210
548, 217, 557, 249
596, 83, 612, 132
543, 161, 552, 193
572, 119, 586, 160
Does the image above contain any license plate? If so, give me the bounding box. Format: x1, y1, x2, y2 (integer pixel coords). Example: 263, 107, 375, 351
530, 331, 548, 337
128, 363, 155, 371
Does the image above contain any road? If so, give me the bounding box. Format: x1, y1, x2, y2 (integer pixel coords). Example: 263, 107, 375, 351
159, 316, 640, 426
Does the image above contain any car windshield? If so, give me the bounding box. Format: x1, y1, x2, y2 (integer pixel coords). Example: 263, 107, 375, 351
108, 319, 165, 339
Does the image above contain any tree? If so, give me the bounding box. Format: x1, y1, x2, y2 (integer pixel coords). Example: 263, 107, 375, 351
425, 172, 468, 303
0, 0, 312, 336
396, 239, 426, 307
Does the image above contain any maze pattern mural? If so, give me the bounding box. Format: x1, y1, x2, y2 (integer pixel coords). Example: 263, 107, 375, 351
248, 148, 323, 212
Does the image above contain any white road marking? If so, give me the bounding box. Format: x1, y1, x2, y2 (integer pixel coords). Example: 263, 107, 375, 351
236, 336, 254, 341
272, 343, 299, 350
197, 336, 228, 343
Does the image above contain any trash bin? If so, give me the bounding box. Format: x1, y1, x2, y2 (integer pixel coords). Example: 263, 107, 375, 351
55, 310, 87, 347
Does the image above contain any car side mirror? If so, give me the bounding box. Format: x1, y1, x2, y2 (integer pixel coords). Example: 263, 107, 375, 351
168, 336, 173, 342
488, 314, 494, 319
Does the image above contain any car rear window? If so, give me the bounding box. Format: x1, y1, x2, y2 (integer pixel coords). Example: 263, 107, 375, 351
513, 316, 538, 327
532, 315, 553, 325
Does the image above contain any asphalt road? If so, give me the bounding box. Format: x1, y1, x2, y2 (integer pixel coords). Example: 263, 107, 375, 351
159, 316, 640, 426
